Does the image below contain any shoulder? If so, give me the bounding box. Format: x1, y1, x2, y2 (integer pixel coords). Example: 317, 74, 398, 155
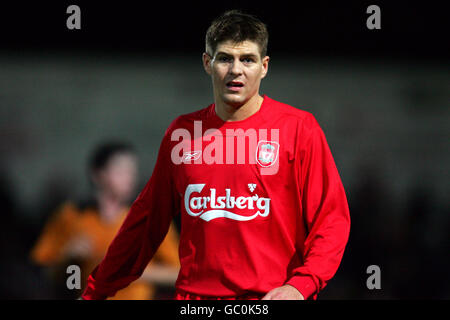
50, 199, 98, 221
264, 96, 320, 131
44, 201, 81, 226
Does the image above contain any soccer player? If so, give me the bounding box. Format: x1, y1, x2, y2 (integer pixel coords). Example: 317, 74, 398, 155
81, 10, 350, 300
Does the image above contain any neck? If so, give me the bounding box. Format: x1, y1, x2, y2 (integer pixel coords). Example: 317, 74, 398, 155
215, 94, 263, 122
96, 190, 124, 223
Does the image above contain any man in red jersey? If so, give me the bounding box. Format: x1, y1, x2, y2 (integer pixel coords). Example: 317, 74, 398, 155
81, 10, 350, 300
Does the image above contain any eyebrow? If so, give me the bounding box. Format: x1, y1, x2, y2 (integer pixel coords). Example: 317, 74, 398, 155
215, 51, 258, 59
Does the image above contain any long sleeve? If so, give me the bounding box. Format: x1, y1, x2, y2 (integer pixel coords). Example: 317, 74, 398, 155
286, 115, 351, 299
81, 130, 180, 300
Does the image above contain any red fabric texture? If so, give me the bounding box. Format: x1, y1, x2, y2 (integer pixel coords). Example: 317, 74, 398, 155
82, 95, 350, 300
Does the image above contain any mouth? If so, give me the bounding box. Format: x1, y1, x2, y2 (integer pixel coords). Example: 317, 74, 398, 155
226, 81, 244, 92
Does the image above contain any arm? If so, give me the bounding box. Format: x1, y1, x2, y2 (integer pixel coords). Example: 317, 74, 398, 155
81, 130, 180, 300
140, 263, 179, 286
276, 115, 351, 300
140, 222, 180, 286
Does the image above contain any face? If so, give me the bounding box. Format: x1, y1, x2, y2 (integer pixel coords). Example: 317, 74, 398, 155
203, 40, 269, 108
94, 153, 138, 201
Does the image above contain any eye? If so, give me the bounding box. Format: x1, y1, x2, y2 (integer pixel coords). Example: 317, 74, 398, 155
218, 56, 232, 63
242, 57, 255, 64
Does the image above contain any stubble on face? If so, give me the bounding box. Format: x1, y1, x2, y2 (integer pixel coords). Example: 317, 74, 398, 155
206, 40, 269, 120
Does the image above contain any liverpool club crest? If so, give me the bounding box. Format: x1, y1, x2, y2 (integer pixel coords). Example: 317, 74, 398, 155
256, 140, 279, 167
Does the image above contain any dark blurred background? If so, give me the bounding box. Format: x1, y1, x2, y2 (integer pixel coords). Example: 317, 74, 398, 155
0, 1, 448, 299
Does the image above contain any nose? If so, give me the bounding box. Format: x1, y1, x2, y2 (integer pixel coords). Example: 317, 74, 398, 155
230, 59, 243, 75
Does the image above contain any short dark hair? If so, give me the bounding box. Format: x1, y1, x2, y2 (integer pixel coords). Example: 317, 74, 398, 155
205, 10, 269, 58
88, 141, 135, 173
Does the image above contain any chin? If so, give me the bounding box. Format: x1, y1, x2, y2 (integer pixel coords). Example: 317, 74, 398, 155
222, 93, 247, 108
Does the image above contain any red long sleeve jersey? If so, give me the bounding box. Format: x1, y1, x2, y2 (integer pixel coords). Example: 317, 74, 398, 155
82, 95, 350, 300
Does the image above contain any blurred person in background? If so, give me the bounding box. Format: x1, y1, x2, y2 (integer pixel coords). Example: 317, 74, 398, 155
30, 141, 180, 299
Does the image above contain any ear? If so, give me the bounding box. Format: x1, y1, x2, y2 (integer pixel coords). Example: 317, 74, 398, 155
260, 55, 270, 79
202, 52, 212, 75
